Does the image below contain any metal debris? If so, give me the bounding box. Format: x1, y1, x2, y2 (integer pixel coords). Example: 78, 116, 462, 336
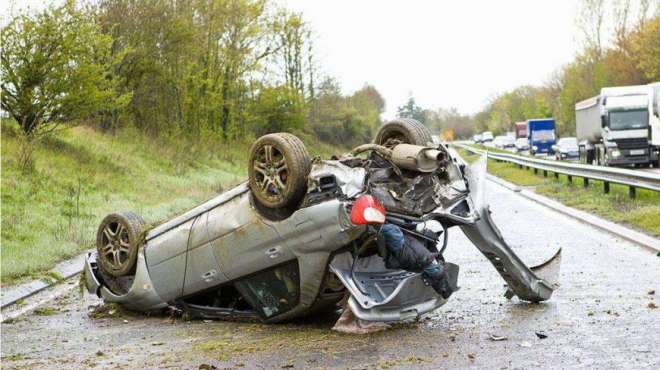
488, 333, 508, 341
535, 331, 548, 339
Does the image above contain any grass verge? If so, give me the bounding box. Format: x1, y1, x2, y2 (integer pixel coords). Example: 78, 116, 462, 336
1, 122, 346, 284
457, 148, 660, 237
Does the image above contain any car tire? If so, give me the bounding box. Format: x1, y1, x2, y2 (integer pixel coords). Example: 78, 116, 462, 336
96, 211, 146, 277
248, 133, 311, 209
374, 118, 433, 147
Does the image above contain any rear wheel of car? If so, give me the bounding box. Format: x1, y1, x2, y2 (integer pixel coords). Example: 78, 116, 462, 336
248, 133, 311, 209
374, 118, 433, 147
96, 211, 145, 277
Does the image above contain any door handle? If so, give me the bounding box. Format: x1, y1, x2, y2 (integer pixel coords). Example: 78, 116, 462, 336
266, 246, 282, 259
202, 269, 217, 282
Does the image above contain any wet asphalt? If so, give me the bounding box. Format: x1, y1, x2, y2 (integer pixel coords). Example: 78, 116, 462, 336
1, 180, 659, 369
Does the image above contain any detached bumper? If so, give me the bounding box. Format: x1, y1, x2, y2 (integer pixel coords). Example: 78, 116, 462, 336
84, 251, 167, 311
460, 155, 559, 302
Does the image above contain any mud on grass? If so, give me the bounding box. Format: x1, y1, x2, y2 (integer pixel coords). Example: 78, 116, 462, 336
194, 323, 408, 362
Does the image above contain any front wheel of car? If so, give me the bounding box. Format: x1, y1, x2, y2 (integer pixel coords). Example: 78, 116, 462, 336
248, 133, 311, 209
96, 211, 146, 277
374, 118, 433, 147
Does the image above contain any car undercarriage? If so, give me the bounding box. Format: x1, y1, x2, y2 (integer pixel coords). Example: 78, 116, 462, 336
84, 118, 560, 326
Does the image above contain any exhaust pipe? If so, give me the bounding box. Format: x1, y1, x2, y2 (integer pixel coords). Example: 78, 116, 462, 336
391, 144, 444, 172
348, 143, 444, 172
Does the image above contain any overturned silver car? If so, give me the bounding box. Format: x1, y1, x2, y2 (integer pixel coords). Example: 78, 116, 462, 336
83, 119, 559, 323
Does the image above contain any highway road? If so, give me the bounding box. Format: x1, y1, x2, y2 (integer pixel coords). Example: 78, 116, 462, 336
2, 179, 658, 369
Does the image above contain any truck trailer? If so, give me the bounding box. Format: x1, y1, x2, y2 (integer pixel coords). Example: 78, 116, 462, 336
515, 121, 527, 139
527, 118, 556, 155
576, 84, 658, 167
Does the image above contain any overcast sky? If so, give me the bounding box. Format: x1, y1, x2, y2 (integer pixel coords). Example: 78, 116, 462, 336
2, 0, 585, 118
284, 0, 581, 118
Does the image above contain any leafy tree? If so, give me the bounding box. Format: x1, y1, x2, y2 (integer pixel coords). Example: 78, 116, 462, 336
397, 95, 426, 123
425, 107, 476, 139
250, 85, 306, 136
630, 15, 660, 81
1, 0, 124, 171
274, 10, 315, 100
308, 77, 383, 146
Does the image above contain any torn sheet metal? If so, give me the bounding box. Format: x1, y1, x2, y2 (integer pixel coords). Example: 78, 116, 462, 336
460, 156, 559, 302
308, 160, 366, 199
365, 152, 467, 216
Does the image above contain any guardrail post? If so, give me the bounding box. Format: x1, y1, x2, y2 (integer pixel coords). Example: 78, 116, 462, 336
583, 178, 589, 187
554, 172, 559, 179
534, 168, 538, 174
604, 181, 610, 194
629, 186, 636, 199
567, 175, 573, 184
543, 170, 548, 177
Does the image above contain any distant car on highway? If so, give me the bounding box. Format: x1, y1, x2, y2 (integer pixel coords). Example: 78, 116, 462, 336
553, 137, 579, 161
494, 136, 516, 150
515, 138, 530, 152
472, 134, 482, 143
481, 131, 494, 143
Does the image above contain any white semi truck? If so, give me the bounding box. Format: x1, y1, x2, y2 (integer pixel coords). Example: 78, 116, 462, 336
575, 84, 660, 167
649, 82, 660, 165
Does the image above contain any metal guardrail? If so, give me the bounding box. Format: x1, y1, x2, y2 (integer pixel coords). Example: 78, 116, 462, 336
452, 143, 660, 198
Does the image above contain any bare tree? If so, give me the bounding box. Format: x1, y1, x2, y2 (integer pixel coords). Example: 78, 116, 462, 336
612, 0, 631, 42
577, 0, 607, 58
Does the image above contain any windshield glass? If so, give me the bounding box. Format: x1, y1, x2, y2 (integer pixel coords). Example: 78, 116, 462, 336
609, 110, 648, 130
531, 129, 555, 142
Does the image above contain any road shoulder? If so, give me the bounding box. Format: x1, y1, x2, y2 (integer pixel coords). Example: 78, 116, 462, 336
486, 174, 660, 253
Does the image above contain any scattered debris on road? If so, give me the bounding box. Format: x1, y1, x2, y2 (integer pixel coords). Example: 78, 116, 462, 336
535, 331, 548, 339
488, 333, 508, 341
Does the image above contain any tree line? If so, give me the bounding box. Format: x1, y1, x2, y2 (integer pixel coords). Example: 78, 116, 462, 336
1, 0, 385, 171
416, 0, 658, 139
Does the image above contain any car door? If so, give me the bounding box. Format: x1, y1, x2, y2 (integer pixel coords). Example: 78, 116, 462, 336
207, 193, 294, 281
182, 211, 230, 296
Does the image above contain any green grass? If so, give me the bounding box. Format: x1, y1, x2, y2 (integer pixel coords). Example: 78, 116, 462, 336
456, 148, 660, 236
1, 122, 348, 284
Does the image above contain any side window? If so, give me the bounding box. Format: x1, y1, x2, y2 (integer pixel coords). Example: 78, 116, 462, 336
234, 260, 300, 318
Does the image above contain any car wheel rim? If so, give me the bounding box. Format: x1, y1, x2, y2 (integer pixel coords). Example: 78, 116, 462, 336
100, 221, 131, 271
253, 144, 288, 201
